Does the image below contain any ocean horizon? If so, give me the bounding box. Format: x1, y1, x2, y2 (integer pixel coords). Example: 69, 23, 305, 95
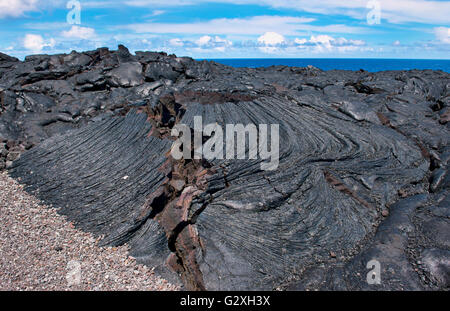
204, 58, 450, 73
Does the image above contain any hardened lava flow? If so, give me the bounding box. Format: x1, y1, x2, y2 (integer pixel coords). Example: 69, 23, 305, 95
1, 46, 449, 290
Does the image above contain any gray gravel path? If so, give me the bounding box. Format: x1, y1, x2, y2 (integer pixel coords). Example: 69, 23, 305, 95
0, 171, 179, 291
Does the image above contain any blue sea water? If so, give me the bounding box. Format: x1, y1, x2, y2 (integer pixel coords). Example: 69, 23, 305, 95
206, 58, 450, 73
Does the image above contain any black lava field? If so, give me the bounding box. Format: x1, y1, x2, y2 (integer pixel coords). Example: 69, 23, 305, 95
1, 46, 449, 290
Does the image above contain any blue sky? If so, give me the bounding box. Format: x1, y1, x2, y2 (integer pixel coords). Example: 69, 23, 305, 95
1, 0, 449, 59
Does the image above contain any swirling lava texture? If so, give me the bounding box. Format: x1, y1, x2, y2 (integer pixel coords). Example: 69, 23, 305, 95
2, 47, 449, 290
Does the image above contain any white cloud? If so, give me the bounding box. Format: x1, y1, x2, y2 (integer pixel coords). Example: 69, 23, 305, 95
120, 0, 450, 24
119, 15, 365, 36
258, 32, 285, 46
0, 0, 38, 18
23, 34, 55, 52
333, 37, 365, 46
309, 35, 334, 49
169, 38, 184, 47
151, 10, 165, 16
166, 32, 369, 55
272, 0, 450, 24
196, 35, 212, 46
142, 9, 166, 18
257, 31, 286, 53
23, 22, 70, 30
61, 26, 96, 40
393, 40, 401, 46
294, 38, 307, 45
377, 0, 450, 24
434, 27, 450, 44
191, 35, 232, 52
123, 0, 207, 6
306, 35, 340, 52
294, 34, 366, 53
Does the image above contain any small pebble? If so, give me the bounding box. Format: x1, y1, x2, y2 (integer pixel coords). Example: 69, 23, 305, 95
0, 171, 179, 291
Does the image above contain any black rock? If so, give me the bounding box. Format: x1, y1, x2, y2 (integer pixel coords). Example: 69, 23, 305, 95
1, 46, 449, 291
106, 62, 143, 87
0, 52, 19, 63
145, 62, 181, 82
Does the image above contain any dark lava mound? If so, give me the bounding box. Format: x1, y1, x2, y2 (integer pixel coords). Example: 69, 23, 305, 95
1, 46, 449, 290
